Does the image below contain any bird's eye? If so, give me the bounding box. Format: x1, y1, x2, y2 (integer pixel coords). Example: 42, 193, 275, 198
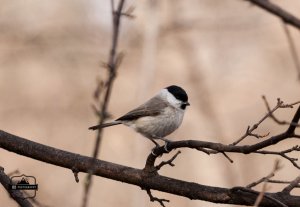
180, 102, 190, 110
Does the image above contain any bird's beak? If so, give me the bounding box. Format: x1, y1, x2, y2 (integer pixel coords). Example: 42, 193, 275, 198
185, 102, 190, 106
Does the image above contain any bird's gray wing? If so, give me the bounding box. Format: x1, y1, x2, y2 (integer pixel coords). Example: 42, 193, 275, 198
116, 96, 167, 121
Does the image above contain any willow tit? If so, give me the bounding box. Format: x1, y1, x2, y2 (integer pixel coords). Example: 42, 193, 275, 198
89, 85, 190, 146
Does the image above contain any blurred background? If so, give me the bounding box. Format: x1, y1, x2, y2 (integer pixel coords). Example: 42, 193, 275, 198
0, 0, 300, 206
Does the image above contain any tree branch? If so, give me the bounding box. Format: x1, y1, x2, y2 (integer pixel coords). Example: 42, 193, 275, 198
0, 166, 33, 207
83, 0, 126, 206
262, 96, 300, 127
282, 176, 300, 194
245, 0, 300, 30
255, 146, 300, 169
232, 98, 299, 145
247, 159, 282, 189
282, 22, 300, 80
145, 189, 169, 207
155, 151, 181, 172
0, 101, 299, 206
0, 130, 300, 206
145, 105, 300, 171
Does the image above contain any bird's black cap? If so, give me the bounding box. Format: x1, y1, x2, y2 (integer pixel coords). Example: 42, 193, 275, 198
166, 85, 188, 103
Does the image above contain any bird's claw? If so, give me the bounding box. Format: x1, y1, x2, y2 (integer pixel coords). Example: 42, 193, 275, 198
151, 149, 158, 156
163, 141, 171, 153
151, 145, 160, 156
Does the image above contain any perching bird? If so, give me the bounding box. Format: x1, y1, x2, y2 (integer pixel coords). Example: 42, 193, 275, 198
89, 85, 190, 146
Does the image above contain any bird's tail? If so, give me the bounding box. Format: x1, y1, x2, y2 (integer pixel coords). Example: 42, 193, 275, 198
88, 121, 121, 130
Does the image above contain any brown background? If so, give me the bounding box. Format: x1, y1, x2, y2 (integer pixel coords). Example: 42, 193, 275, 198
0, 0, 300, 206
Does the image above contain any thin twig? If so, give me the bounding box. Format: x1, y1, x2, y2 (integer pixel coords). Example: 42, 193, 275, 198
221, 152, 234, 163
282, 175, 300, 194
195, 147, 212, 155
254, 181, 269, 207
72, 167, 79, 183
247, 159, 282, 188
232, 99, 281, 145
245, 0, 300, 30
146, 189, 169, 207
268, 179, 300, 188
196, 147, 234, 163
262, 96, 300, 127
82, 1, 126, 207
282, 22, 300, 80
232, 98, 300, 145
155, 151, 181, 171
255, 146, 300, 169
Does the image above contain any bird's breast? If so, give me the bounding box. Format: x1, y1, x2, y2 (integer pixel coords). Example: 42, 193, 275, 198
130, 107, 184, 139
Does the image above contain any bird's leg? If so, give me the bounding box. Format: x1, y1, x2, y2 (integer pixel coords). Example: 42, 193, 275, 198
152, 136, 172, 153
158, 138, 172, 152
149, 138, 160, 147
163, 141, 171, 153
149, 137, 160, 156
158, 137, 172, 143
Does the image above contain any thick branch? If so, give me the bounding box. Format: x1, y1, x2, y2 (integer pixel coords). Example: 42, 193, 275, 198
0, 130, 299, 206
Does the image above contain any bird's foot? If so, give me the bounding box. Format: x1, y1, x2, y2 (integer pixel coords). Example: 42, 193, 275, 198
163, 141, 172, 153
151, 145, 161, 156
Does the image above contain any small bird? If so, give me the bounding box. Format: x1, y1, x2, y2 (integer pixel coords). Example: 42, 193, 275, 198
89, 85, 190, 146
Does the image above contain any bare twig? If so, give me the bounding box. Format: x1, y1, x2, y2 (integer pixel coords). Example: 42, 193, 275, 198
282, 175, 300, 194
232, 98, 300, 145
262, 96, 300, 127
256, 146, 300, 169
195, 147, 211, 155
93, 79, 104, 101
245, 0, 300, 30
221, 152, 234, 163
254, 182, 269, 207
146, 189, 169, 207
72, 167, 79, 183
282, 22, 300, 80
232, 99, 281, 145
0, 166, 33, 207
121, 5, 136, 18
247, 160, 282, 188
82, 1, 126, 207
155, 151, 181, 171
145, 105, 300, 173
268, 179, 300, 188
195, 147, 234, 163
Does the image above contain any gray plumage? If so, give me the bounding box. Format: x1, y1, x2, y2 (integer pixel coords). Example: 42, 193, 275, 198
89, 86, 189, 146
